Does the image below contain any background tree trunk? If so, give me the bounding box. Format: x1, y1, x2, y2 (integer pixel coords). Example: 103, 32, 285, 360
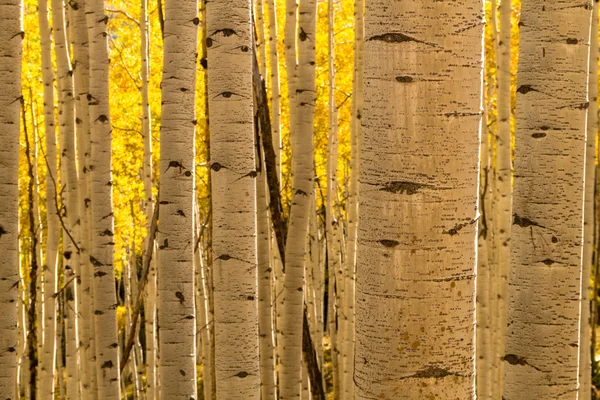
38, 0, 59, 396
503, 2, 592, 398
85, 0, 121, 397
580, 3, 598, 398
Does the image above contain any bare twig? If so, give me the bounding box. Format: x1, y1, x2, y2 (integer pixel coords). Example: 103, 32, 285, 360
120, 200, 159, 372
107, 8, 140, 27
39, 144, 81, 253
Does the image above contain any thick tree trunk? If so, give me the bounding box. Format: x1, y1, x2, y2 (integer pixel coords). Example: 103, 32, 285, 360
356, 1, 483, 398
0, 1, 22, 398
156, 0, 199, 398
206, 0, 259, 396
85, 0, 121, 397
503, 2, 592, 398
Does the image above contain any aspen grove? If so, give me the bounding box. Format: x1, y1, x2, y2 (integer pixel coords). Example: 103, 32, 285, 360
5, 0, 600, 399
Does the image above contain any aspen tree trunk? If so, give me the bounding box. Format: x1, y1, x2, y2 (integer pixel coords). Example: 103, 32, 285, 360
326, 2, 349, 397
156, 0, 199, 398
39, 0, 59, 396
503, 2, 592, 398
145, 254, 158, 400
85, 0, 121, 397
53, 1, 82, 397
258, 158, 276, 400
356, 1, 483, 398
0, 1, 22, 397
70, 0, 98, 397
256, 0, 267, 80
195, 236, 213, 400
206, 0, 259, 396
29, 99, 44, 400
266, 0, 281, 179
343, 0, 363, 395
23, 99, 41, 398
280, 0, 317, 395
476, 91, 494, 400
302, 362, 310, 399
140, 0, 157, 398
309, 199, 323, 371
327, 234, 339, 399
492, 1, 513, 398
579, 3, 598, 398
326, 3, 342, 392
18, 266, 26, 399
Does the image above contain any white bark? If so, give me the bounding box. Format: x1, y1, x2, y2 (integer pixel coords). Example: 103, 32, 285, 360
492, 2, 513, 398
476, 89, 494, 400
266, 0, 281, 179
280, 0, 317, 395
145, 253, 158, 400
206, 0, 259, 396
503, 2, 592, 398
258, 161, 276, 400
343, 0, 363, 395
85, 0, 121, 397
39, 0, 59, 396
356, 1, 483, 398
157, 0, 199, 398
70, 0, 97, 397
580, 3, 598, 398
53, 1, 82, 397
0, 1, 22, 397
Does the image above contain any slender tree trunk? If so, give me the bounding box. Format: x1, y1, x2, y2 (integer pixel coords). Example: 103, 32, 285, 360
327, 231, 339, 400
356, 1, 483, 398
258, 155, 276, 400
580, 3, 598, 398
280, 0, 317, 395
206, 0, 259, 396
70, 0, 98, 397
38, 0, 59, 397
492, 1, 513, 398
0, 1, 22, 397
85, 0, 121, 397
145, 253, 158, 400
23, 97, 39, 400
477, 87, 494, 400
195, 228, 213, 400
29, 96, 44, 400
266, 0, 281, 179
503, 2, 592, 398
343, 0, 363, 395
156, 1, 199, 399
53, 1, 82, 397
140, 1, 157, 398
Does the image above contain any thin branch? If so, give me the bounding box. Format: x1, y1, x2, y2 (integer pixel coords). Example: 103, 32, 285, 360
39, 147, 81, 253
52, 276, 76, 299
107, 8, 140, 27
120, 199, 159, 372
